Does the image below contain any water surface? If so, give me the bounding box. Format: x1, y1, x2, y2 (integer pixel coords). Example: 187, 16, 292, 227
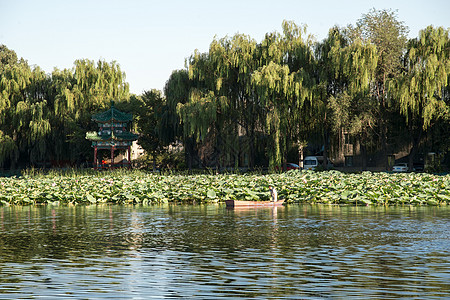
0, 204, 449, 299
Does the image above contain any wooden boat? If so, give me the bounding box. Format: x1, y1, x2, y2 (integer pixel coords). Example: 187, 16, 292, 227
225, 199, 285, 208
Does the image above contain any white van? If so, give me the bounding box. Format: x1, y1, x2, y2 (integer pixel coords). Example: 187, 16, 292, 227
303, 156, 319, 170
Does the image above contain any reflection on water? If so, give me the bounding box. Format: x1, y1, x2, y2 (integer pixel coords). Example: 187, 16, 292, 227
0, 204, 449, 299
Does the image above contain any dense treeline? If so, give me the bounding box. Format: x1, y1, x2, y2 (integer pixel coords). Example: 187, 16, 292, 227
0, 46, 130, 169
168, 9, 450, 171
0, 9, 449, 171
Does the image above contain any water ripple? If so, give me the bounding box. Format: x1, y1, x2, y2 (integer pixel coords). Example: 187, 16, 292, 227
0, 205, 448, 299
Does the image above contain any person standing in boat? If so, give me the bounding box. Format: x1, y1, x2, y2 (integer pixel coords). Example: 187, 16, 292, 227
269, 186, 277, 202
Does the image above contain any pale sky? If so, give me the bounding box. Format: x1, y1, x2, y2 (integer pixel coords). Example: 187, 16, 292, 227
1, 0, 448, 95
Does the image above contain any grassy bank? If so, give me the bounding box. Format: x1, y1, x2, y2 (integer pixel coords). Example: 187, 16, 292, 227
0, 169, 449, 206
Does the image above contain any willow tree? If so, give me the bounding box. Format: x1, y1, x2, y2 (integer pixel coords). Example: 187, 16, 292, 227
392, 26, 450, 169
350, 8, 409, 169
0, 55, 24, 167
176, 87, 229, 168
178, 50, 220, 168
0, 46, 34, 167
0, 45, 20, 73
207, 34, 260, 168
71, 59, 129, 117
48, 68, 76, 162
52, 59, 130, 163
281, 21, 316, 168
23, 67, 52, 164
0, 59, 20, 166
252, 62, 298, 168
0, 55, 52, 168
179, 34, 262, 169
313, 28, 343, 168
317, 27, 378, 169
164, 70, 197, 169
253, 21, 314, 169
164, 70, 190, 142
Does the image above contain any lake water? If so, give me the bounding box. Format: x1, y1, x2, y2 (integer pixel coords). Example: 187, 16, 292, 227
0, 204, 449, 299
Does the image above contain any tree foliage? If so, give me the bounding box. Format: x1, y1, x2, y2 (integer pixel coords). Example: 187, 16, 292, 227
395, 26, 450, 129
347, 9, 410, 169
132, 89, 168, 169
0, 8, 449, 171
0, 46, 130, 168
167, 12, 449, 170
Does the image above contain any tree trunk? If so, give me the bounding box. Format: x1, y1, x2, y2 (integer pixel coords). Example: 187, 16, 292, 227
323, 130, 329, 169
152, 151, 157, 172
381, 121, 388, 171
248, 127, 255, 170
361, 142, 367, 171
185, 137, 192, 171
408, 126, 423, 172
380, 76, 389, 171
298, 142, 304, 169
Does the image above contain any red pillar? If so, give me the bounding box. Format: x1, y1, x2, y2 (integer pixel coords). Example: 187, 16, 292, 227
128, 145, 131, 169
111, 146, 115, 169
94, 146, 98, 170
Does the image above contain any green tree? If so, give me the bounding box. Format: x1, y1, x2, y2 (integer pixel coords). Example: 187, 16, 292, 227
178, 50, 217, 169
252, 21, 315, 169
317, 27, 377, 169
0, 45, 20, 73
163, 70, 190, 144
180, 34, 262, 169
164, 69, 201, 170
0, 50, 52, 168
392, 26, 450, 169
206, 34, 260, 169
350, 8, 409, 169
0, 46, 132, 168
53, 59, 130, 164
135, 89, 166, 170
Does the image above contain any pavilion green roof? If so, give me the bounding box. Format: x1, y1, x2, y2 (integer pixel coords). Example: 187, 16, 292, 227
91, 101, 133, 123
86, 131, 139, 142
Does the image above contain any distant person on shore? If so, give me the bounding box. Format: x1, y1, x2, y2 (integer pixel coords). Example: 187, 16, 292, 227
269, 186, 277, 202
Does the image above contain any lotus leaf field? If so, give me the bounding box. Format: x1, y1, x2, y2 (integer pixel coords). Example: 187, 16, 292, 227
0, 170, 449, 206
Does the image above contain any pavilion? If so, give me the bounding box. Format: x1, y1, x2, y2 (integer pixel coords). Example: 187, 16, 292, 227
85, 101, 139, 169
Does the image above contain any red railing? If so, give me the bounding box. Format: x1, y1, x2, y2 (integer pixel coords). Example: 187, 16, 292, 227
95, 162, 132, 170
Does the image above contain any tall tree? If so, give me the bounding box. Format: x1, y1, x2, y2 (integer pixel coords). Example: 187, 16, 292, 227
135, 89, 167, 170
178, 50, 218, 168
164, 70, 198, 169
0, 56, 52, 168
0, 45, 19, 73
207, 34, 260, 168
0, 52, 23, 166
392, 26, 450, 169
53, 59, 130, 163
350, 9, 409, 169
253, 21, 314, 169
180, 34, 262, 169
317, 27, 377, 169
163, 70, 190, 144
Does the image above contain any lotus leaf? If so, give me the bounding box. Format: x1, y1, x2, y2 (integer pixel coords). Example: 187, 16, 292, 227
206, 189, 217, 199
0, 170, 449, 206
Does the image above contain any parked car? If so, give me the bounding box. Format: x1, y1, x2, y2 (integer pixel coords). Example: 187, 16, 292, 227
286, 163, 301, 171
303, 156, 319, 170
392, 163, 408, 172
275, 163, 301, 172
